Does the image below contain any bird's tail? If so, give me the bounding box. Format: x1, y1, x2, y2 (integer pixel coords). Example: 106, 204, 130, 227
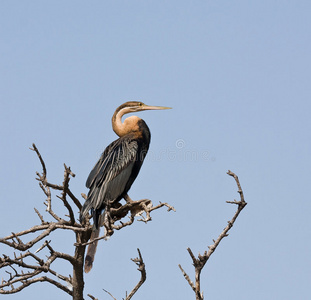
84, 227, 100, 273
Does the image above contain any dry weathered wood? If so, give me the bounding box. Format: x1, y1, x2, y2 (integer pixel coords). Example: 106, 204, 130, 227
1, 144, 173, 299
179, 170, 247, 300
100, 248, 146, 300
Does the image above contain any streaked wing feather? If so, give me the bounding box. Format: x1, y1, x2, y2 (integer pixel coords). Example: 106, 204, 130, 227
86, 141, 118, 188
86, 137, 139, 209
93, 161, 135, 209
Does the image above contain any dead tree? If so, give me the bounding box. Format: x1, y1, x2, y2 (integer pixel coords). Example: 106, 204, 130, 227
179, 170, 247, 300
0, 144, 175, 300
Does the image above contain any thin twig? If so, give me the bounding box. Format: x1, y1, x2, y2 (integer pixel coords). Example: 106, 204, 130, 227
30, 143, 47, 179
34, 208, 45, 224
87, 294, 99, 300
178, 264, 195, 292
103, 289, 117, 300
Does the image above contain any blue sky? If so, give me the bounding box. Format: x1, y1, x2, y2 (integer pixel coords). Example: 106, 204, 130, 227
1, 1, 311, 299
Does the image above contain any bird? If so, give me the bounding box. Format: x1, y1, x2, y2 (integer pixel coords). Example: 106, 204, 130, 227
80, 101, 171, 272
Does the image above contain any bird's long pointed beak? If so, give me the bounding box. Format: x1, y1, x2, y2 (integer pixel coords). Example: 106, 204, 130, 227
143, 104, 172, 111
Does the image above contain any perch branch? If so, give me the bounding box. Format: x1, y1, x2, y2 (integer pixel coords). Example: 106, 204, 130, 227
80, 199, 175, 246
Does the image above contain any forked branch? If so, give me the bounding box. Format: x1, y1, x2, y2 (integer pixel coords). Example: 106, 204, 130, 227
99, 248, 146, 300
179, 170, 247, 300
127, 248, 146, 299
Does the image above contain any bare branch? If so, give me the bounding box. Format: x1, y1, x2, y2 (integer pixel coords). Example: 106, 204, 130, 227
43, 183, 63, 222
179, 170, 247, 300
149, 201, 176, 213
0, 224, 57, 251
1, 144, 87, 296
34, 207, 45, 224
67, 189, 82, 210
178, 264, 195, 292
35, 239, 51, 254
103, 289, 117, 300
227, 170, 245, 203
57, 167, 75, 224
126, 248, 146, 300
88, 294, 99, 300
0, 248, 73, 296
99, 249, 146, 300
31, 143, 82, 222
30, 143, 47, 179
80, 198, 175, 247
0, 275, 72, 296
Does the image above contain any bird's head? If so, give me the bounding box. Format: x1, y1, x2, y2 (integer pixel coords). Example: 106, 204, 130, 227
117, 101, 172, 114
112, 101, 171, 137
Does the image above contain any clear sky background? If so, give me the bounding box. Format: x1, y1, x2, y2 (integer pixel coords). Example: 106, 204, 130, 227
1, 1, 311, 299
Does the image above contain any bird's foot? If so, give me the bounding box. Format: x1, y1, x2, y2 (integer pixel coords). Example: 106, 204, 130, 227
124, 194, 135, 204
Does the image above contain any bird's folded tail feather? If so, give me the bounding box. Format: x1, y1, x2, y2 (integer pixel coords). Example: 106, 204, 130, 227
84, 226, 101, 273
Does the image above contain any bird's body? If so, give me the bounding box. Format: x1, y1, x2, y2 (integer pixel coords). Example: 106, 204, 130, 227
82, 117, 150, 228
80, 101, 170, 272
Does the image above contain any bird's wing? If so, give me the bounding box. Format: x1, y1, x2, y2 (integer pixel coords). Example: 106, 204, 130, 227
85, 136, 139, 209
85, 140, 118, 189
86, 137, 138, 188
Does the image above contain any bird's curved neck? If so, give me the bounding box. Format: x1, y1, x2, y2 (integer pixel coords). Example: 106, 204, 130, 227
112, 107, 140, 137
